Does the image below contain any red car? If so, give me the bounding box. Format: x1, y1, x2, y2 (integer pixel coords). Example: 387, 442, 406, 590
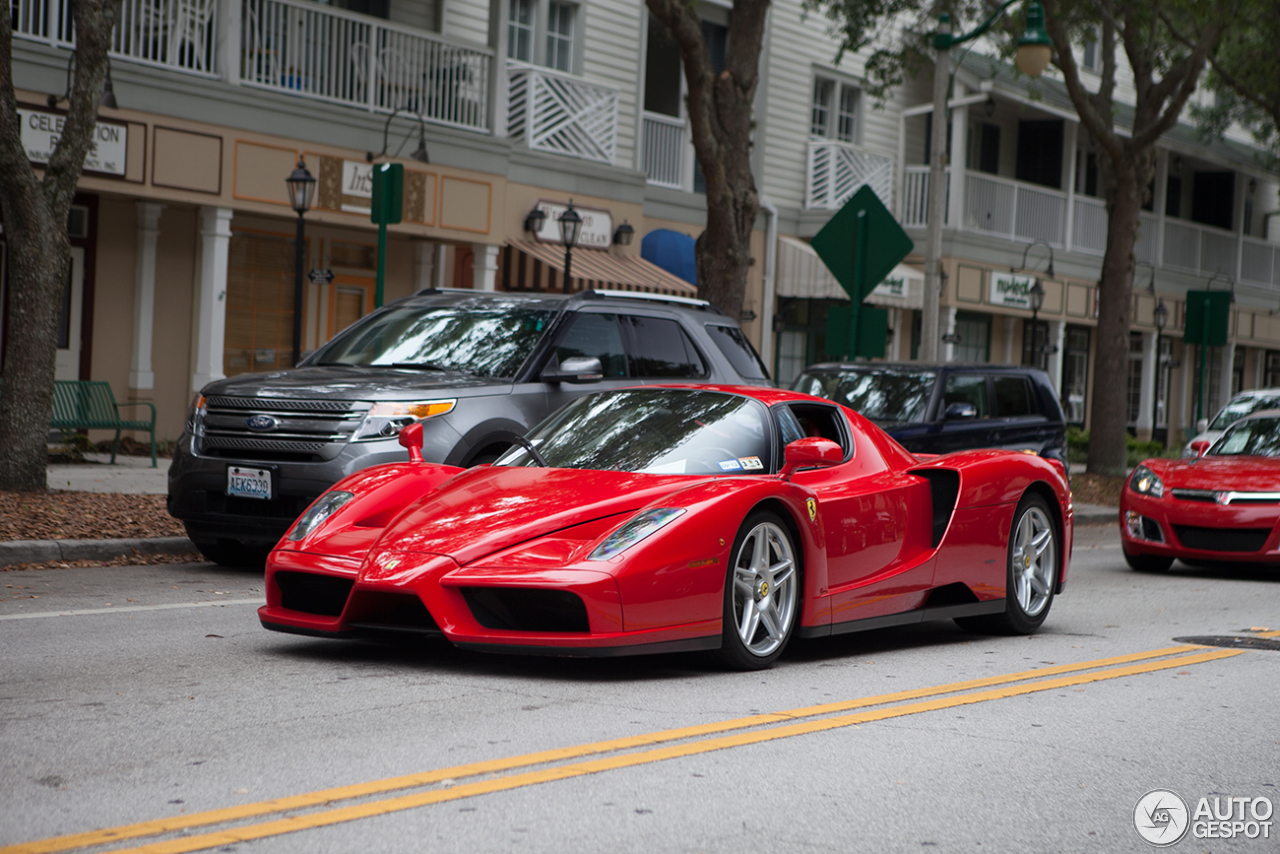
1122, 409, 1280, 572
260, 385, 1073, 669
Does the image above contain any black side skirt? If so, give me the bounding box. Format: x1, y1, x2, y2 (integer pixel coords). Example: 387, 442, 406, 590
454, 634, 721, 658
798, 599, 1007, 639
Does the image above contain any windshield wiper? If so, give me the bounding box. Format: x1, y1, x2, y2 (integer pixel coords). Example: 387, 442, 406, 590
510, 435, 549, 467
385, 362, 454, 371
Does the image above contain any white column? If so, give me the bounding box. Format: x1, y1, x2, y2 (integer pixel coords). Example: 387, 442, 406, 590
130, 202, 164, 390
1046, 320, 1066, 394
942, 306, 957, 362
1136, 330, 1157, 436
947, 90, 968, 229
1154, 150, 1169, 268
215, 0, 241, 86
472, 243, 499, 291
1062, 122, 1078, 250
887, 307, 901, 361
414, 241, 437, 291
192, 206, 232, 395
1003, 314, 1015, 364
488, 0, 509, 138
1218, 340, 1236, 411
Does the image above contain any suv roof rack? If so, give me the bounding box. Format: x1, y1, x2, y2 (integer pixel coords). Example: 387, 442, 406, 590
579, 289, 720, 313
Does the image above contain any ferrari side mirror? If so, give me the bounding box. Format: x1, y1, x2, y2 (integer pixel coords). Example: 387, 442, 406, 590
1189, 439, 1210, 458
398, 421, 425, 463
779, 437, 842, 481
542, 356, 604, 384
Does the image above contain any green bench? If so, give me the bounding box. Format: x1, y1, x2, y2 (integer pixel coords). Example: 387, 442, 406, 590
51, 380, 157, 467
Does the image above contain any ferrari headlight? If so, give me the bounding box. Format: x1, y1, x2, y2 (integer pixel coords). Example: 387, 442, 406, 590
288, 491, 355, 541
588, 508, 686, 561
1129, 465, 1163, 498
353, 400, 456, 441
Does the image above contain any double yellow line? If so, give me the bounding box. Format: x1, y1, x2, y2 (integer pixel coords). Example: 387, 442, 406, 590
4, 644, 1247, 854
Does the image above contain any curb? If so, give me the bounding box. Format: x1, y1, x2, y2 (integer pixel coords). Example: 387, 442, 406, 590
1074, 505, 1119, 525
0, 537, 197, 567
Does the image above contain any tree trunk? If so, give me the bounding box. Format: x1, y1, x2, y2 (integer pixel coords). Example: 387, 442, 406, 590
1087, 157, 1147, 476
0, 0, 121, 492
645, 0, 768, 321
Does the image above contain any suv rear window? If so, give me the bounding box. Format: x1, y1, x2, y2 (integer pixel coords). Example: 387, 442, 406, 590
993, 376, 1036, 417
706, 324, 770, 380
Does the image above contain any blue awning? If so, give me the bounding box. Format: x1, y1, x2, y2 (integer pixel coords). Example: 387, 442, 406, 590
641, 229, 697, 286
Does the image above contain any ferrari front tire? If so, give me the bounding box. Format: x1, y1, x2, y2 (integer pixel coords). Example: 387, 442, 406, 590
718, 511, 800, 671
1123, 548, 1173, 573
956, 492, 1059, 636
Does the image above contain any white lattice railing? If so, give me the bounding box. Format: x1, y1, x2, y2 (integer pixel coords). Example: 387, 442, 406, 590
508, 63, 617, 164
642, 112, 688, 189
241, 0, 491, 130
806, 141, 894, 210
12, 0, 218, 75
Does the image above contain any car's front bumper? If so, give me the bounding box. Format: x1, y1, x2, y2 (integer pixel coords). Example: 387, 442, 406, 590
1120, 489, 1280, 563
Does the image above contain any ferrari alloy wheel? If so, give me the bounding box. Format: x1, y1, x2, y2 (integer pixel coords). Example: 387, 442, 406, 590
957, 492, 1058, 635
719, 511, 800, 670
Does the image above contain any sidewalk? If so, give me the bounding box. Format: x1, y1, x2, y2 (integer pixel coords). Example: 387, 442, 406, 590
3, 454, 1117, 568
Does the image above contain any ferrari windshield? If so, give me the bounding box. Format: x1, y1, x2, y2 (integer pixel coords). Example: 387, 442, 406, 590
1209, 394, 1280, 431
496, 388, 773, 474
793, 368, 936, 424
1209, 416, 1280, 458
308, 302, 554, 378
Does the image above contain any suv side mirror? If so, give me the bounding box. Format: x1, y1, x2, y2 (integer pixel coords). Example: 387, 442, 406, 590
1189, 439, 1210, 458
944, 402, 978, 420
1196, 418, 1209, 433
542, 356, 604, 384
778, 437, 843, 480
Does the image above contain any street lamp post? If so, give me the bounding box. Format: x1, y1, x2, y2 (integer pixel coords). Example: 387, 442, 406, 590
558, 200, 583, 294
286, 156, 317, 367
1152, 298, 1168, 438
1028, 279, 1045, 369
922, 1, 1051, 362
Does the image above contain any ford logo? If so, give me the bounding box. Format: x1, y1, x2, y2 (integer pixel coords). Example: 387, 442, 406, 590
246, 415, 278, 431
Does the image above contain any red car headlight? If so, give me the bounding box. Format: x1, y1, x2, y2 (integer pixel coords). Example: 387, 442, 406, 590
288, 491, 355, 541
588, 508, 686, 561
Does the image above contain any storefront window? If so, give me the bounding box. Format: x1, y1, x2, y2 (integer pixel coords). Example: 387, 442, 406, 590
225, 232, 298, 378
1062, 326, 1090, 424
1126, 332, 1144, 425
952, 311, 990, 362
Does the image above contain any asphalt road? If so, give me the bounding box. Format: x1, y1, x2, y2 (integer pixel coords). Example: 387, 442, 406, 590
3, 523, 1278, 854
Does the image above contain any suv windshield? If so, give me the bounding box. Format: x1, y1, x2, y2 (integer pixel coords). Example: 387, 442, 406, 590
309, 303, 554, 378
1210, 416, 1280, 457
793, 369, 937, 424
496, 388, 772, 474
1209, 394, 1280, 430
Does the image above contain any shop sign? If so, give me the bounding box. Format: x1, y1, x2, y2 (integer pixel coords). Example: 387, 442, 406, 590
18, 107, 127, 176
341, 160, 373, 215
530, 200, 613, 249
871, 273, 906, 299
990, 272, 1037, 309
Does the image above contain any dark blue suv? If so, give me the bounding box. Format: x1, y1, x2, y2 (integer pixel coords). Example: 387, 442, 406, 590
792, 362, 1067, 465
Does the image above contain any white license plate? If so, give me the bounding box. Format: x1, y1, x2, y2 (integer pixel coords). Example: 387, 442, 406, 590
227, 466, 272, 500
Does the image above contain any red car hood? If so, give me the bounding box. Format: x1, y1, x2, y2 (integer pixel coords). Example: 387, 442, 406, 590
373, 466, 719, 565
1149, 456, 1280, 492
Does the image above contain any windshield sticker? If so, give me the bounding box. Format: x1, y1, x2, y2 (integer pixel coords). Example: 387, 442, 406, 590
718, 459, 743, 471
738, 456, 763, 470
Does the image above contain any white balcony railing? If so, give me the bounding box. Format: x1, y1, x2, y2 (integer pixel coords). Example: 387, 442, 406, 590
900, 165, 951, 228
1072, 197, 1158, 265
806, 141, 894, 210
507, 63, 617, 164
1242, 236, 1280, 288
966, 172, 1065, 246
642, 112, 688, 189
13, 0, 218, 75
241, 0, 491, 130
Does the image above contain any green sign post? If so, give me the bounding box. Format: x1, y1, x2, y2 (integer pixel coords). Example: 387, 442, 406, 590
1183, 289, 1231, 423
371, 162, 404, 308
810, 185, 914, 360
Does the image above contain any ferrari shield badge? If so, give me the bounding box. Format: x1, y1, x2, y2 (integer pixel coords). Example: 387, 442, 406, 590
806, 498, 817, 522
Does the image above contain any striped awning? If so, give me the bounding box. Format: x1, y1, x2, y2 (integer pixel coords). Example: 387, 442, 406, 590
501, 240, 698, 297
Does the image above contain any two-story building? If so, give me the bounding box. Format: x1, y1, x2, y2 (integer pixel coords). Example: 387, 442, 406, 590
4, 0, 1278, 447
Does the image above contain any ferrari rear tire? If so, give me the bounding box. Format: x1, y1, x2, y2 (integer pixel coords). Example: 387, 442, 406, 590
1123, 548, 1173, 573
956, 492, 1058, 636
717, 511, 800, 670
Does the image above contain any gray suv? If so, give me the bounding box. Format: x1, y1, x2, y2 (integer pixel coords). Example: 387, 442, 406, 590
168, 289, 771, 565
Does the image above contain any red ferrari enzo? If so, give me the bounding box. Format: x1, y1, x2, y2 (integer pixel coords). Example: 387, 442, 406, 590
1122, 409, 1280, 572
260, 386, 1072, 669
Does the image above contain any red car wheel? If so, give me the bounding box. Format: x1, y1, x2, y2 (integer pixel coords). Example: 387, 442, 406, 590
718, 511, 800, 670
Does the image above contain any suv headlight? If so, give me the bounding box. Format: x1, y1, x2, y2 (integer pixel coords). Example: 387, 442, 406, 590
1129, 465, 1163, 498
589, 508, 685, 560
186, 394, 206, 437
289, 491, 355, 541
353, 400, 455, 441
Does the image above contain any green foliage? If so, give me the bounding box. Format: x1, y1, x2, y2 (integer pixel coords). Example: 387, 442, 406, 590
1066, 428, 1178, 466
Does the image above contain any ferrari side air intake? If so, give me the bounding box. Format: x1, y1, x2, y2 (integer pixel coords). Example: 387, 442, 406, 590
912, 469, 961, 548
461, 588, 591, 633
275, 571, 354, 617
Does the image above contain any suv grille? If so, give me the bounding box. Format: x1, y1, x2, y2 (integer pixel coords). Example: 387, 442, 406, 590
199, 397, 369, 462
